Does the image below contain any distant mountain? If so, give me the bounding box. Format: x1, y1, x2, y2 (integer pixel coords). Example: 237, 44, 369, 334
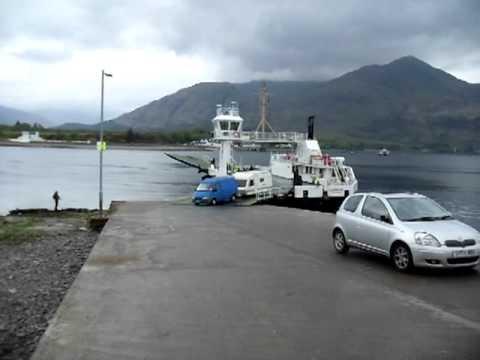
35, 106, 98, 127
55, 122, 96, 130
0, 105, 47, 126
105, 56, 480, 149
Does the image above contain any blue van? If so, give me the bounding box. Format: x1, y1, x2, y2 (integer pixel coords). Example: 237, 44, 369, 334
193, 176, 238, 205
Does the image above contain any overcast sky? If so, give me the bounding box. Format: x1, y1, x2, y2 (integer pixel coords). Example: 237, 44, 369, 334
1, 0, 480, 123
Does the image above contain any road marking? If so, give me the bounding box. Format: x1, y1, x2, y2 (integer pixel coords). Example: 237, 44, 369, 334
385, 288, 480, 333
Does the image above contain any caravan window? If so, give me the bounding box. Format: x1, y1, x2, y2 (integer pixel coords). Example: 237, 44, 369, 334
236, 179, 247, 187
260, 178, 264, 183
249, 180, 254, 186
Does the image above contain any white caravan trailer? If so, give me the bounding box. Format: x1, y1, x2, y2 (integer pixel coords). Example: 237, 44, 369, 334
234, 170, 273, 197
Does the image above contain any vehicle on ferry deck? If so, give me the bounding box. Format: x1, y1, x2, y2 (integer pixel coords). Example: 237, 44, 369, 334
332, 193, 480, 272
234, 170, 272, 197
193, 176, 238, 205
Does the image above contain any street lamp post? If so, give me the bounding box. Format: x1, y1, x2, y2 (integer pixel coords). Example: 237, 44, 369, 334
99, 70, 112, 217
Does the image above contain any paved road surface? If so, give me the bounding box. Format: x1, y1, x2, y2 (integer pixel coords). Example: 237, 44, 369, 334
33, 202, 480, 359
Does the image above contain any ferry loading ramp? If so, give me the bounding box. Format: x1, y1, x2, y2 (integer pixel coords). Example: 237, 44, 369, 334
33, 202, 480, 359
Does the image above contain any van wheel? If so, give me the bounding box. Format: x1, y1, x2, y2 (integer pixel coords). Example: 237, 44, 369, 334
333, 229, 349, 254
211, 198, 217, 206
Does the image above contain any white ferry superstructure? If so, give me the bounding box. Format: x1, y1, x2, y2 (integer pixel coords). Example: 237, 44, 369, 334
209, 102, 358, 201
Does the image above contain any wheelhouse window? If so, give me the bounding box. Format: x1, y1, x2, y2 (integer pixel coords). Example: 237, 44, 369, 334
362, 196, 391, 222
220, 121, 229, 130
343, 195, 363, 213
230, 121, 239, 131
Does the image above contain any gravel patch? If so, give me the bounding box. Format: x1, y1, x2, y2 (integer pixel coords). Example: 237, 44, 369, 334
0, 215, 99, 360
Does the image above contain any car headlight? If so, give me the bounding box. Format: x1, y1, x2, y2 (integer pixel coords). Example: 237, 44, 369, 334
414, 232, 441, 247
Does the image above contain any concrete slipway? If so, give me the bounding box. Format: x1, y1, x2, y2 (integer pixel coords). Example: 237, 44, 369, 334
33, 202, 480, 360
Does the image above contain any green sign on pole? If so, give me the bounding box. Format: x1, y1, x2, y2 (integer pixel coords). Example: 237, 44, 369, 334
96, 141, 107, 152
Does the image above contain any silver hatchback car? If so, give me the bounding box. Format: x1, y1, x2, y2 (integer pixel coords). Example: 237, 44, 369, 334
333, 193, 480, 271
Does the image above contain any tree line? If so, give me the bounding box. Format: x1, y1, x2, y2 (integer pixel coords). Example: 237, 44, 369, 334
0, 123, 209, 144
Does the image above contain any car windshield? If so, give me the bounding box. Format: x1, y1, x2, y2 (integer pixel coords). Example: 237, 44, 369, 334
196, 183, 214, 191
387, 197, 453, 221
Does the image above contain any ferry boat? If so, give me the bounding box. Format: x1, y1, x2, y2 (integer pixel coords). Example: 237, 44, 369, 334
270, 116, 358, 200
209, 102, 358, 202
378, 148, 390, 156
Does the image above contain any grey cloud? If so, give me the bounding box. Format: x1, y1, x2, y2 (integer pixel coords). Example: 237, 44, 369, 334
1, 0, 480, 81
146, 0, 480, 80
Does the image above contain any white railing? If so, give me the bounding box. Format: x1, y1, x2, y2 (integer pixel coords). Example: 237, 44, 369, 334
213, 130, 306, 143
240, 131, 306, 142
271, 153, 296, 161
255, 187, 282, 202
216, 102, 239, 116
256, 188, 272, 202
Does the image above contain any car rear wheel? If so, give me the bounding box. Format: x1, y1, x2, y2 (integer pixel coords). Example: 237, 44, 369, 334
231, 195, 236, 201
211, 198, 217, 206
333, 229, 349, 254
391, 243, 413, 272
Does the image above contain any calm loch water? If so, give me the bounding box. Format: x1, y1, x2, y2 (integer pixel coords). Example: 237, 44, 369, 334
1, 146, 479, 230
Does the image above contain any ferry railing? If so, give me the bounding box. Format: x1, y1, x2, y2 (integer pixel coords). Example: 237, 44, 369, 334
256, 188, 271, 202
271, 153, 296, 161
255, 186, 282, 202
216, 102, 239, 116
240, 131, 306, 143
213, 130, 306, 143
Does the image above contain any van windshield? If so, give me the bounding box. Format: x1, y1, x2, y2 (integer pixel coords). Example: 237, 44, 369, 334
196, 183, 215, 191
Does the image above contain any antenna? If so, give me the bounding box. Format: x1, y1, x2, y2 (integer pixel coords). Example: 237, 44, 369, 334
256, 82, 275, 133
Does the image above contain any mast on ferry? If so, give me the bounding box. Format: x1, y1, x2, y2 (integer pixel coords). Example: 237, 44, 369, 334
256, 82, 275, 133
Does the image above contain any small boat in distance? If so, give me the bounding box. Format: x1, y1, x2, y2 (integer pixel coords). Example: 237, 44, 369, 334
378, 148, 390, 156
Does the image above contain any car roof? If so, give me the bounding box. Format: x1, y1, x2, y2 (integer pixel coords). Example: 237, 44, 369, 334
351, 192, 425, 199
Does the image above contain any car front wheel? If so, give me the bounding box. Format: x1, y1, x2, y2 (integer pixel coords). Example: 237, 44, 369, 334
333, 229, 349, 254
211, 198, 217, 206
391, 243, 413, 272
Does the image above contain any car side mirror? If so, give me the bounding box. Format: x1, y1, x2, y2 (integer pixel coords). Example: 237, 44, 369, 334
380, 215, 392, 224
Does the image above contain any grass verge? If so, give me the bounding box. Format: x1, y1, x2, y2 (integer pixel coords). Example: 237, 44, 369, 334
0, 216, 43, 244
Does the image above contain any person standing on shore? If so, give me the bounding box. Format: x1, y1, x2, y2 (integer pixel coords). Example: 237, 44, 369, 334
52, 191, 60, 212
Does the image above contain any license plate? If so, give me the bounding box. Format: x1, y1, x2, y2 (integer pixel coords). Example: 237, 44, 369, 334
452, 249, 475, 258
